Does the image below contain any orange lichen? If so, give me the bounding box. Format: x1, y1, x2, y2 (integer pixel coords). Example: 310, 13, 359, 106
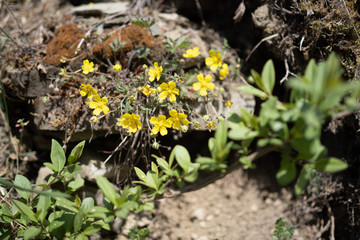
43, 23, 84, 66
92, 24, 154, 59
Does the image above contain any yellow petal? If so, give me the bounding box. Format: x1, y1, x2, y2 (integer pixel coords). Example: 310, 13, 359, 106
159, 127, 168, 136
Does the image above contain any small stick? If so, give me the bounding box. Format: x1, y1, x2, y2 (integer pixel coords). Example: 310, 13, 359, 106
194, 0, 206, 29
104, 136, 128, 163
2, 0, 31, 48
245, 33, 279, 62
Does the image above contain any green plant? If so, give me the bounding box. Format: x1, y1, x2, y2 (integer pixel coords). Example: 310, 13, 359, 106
127, 226, 149, 240
233, 53, 360, 194
0, 140, 152, 239
271, 218, 295, 240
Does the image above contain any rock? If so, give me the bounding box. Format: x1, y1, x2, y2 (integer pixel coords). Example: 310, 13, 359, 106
71, 2, 130, 16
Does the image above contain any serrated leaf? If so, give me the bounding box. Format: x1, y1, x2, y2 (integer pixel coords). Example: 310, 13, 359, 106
261, 59, 275, 94
14, 175, 31, 202
96, 176, 121, 206
308, 157, 348, 173
11, 199, 37, 222
68, 141, 85, 164
24, 226, 41, 240
50, 139, 66, 172
236, 85, 268, 99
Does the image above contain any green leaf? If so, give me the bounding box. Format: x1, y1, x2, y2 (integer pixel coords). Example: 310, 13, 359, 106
236, 85, 268, 99
0, 227, 11, 240
144, 171, 160, 190
55, 197, 78, 212
24, 226, 42, 240
276, 160, 296, 186
215, 120, 227, 149
11, 199, 37, 222
36, 195, 51, 223
174, 145, 191, 173
73, 209, 84, 233
155, 157, 169, 170
14, 175, 32, 202
68, 141, 85, 164
183, 170, 199, 183
228, 126, 258, 140
134, 167, 146, 181
50, 139, 66, 172
308, 157, 348, 173
239, 156, 256, 169
75, 234, 89, 240
251, 69, 264, 90
143, 202, 154, 211
0, 177, 69, 198
294, 167, 312, 195
68, 178, 85, 192
261, 59, 275, 94
43, 162, 56, 172
151, 161, 159, 176
96, 176, 121, 206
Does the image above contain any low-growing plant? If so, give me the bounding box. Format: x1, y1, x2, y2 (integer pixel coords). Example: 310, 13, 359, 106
232, 53, 360, 194
271, 218, 295, 240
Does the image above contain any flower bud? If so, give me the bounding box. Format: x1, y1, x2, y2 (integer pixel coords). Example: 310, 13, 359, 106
90, 116, 99, 123
193, 122, 200, 130
181, 125, 188, 133
152, 141, 160, 150
203, 115, 210, 122
142, 64, 148, 70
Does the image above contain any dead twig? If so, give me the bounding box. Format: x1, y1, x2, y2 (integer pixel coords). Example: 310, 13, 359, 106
104, 136, 129, 163
194, 0, 207, 29
245, 33, 279, 62
2, 0, 31, 48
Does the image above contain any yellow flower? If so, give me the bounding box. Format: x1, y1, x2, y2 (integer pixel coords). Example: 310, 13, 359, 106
158, 81, 179, 102
113, 62, 122, 72
142, 85, 156, 96
59, 68, 66, 76
60, 57, 67, 63
149, 115, 172, 136
128, 96, 135, 103
183, 47, 200, 58
168, 109, 190, 130
219, 63, 229, 80
89, 2, 94, 5
225, 101, 233, 108
193, 73, 215, 96
80, 84, 97, 99
116, 113, 142, 133
205, 50, 222, 71
148, 62, 163, 82
89, 94, 109, 115
208, 121, 216, 131
82, 59, 94, 74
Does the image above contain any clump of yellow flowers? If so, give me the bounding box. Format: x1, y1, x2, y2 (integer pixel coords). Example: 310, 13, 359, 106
78, 38, 237, 138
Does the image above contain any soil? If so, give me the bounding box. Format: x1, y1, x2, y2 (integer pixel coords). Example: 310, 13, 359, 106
1, 0, 360, 239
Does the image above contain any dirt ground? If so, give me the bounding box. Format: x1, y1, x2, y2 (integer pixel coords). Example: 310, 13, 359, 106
1, 0, 360, 239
